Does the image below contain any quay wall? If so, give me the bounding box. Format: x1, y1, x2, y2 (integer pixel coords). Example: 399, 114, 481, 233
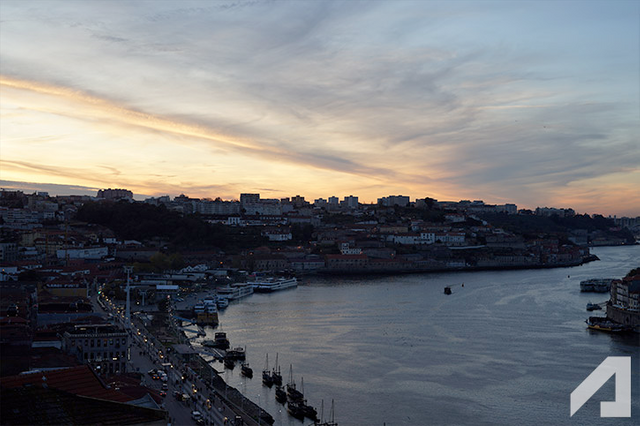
607, 305, 640, 332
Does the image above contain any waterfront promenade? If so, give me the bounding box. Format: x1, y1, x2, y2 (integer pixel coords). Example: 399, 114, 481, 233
91, 289, 260, 426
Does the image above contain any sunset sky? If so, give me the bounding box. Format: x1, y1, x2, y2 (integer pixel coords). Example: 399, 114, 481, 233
1, 0, 638, 216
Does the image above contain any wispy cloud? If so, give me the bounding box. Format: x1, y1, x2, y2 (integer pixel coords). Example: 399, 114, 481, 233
0, 0, 638, 214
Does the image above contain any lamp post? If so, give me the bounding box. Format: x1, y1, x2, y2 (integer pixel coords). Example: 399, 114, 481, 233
124, 266, 133, 331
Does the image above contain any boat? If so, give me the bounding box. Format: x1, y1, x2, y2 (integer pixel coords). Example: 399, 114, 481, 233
287, 399, 305, 420
262, 354, 273, 387
275, 386, 287, 404
192, 296, 219, 326
251, 277, 298, 293
241, 363, 253, 378
286, 365, 304, 401
444, 286, 452, 295
226, 347, 246, 360
585, 316, 633, 333
217, 283, 254, 301
216, 296, 229, 309
214, 332, 230, 349
316, 399, 338, 426
580, 278, 615, 293
272, 353, 282, 386
224, 358, 235, 369
299, 377, 317, 420
586, 302, 602, 311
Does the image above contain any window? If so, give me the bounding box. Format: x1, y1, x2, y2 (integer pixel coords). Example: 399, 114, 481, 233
90, 339, 95, 347
85, 339, 88, 346
97, 339, 101, 347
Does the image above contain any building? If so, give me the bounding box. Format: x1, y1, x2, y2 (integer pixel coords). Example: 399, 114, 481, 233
341, 195, 359, 209
62, 324, 129, 375
240, 193, 260, 206
610, 276, 640, 311
96, 188, 133, 201
378, 195, 410, 207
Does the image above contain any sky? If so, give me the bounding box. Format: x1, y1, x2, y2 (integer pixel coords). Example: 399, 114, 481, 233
1, 0, 638, 216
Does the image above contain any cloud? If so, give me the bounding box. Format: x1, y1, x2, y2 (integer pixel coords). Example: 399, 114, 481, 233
0, 0, 638, 214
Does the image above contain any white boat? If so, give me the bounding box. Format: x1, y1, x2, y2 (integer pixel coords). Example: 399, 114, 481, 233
193, 295, 218, 325
216, 296, 229, 309
252, 277, 298, 293
217, 283, 254, 300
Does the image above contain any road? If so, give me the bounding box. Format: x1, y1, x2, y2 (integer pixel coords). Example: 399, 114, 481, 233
92, 285, 253, 426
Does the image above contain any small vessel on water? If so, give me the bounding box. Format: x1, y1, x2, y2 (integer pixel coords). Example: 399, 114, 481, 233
202, 331, 231, 350
272, 353, 283, 386
585, 316, 633, 333
299, 377, 317, 420
580, 278, 615, 293
287, 399, 305, 420
275, 385, 287, 404
224, 358, 235, 369
586, 302, 602, 311
444, 286, 452, 295
241, 362, 253, 378
316, 399, 338, 426
286, 365, 304, 401
226, 347, 246, 360
216, 296, 229, 309
262, 354, 273, 387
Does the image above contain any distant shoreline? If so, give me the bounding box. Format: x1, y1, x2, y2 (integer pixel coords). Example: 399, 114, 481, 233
302, 254, 601, 277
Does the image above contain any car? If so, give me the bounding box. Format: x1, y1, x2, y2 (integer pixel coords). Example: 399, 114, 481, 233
147, 369, 157, 376
160, 391, 167, 397
195, 419, 205, 426
161, 383, 168, 390
191, 411, 202, 421
173, 391, 182, 400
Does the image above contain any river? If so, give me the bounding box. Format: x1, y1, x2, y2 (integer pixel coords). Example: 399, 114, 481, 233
196, 245, 639, 425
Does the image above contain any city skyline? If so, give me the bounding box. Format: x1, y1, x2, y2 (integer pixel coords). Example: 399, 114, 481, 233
1, 1, 639, 216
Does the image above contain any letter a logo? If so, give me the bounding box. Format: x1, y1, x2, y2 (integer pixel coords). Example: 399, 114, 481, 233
570, 356, 631, 417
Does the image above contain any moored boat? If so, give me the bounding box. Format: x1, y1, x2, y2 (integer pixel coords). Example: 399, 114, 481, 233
444, 286, 452, 295
287, 365, 304, 401
217, 283, 254, 300
586, 302, 602, 311
252, 277, 298, 293
585, 316, 633, 333
262, 354, 273, 387
226, 347, 246, 360
241, 362, 253, 378
287, 399, 305, 420
272, 353, 282, 386
275, 386, 287, 404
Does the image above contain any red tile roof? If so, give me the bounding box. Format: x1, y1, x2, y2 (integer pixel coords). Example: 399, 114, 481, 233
0, 365, 131, 403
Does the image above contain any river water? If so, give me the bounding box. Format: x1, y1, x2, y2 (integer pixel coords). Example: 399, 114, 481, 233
197, 246, 639, 425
